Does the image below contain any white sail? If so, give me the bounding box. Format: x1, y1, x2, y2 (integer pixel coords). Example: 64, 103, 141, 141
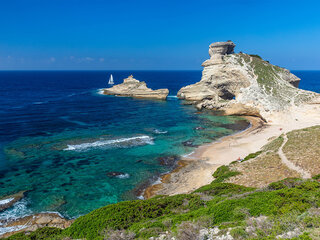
108, 74, 114, 85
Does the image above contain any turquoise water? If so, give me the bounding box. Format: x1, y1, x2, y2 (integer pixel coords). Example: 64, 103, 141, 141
0, 71, 247, 220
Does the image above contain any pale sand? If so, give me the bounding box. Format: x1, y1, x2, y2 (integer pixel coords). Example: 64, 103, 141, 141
145, 103, 320, 197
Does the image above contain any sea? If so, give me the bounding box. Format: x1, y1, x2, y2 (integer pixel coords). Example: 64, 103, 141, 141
0, 70, 319, 222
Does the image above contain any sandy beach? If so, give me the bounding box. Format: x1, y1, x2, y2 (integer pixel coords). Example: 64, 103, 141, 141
145, 102, 320, 197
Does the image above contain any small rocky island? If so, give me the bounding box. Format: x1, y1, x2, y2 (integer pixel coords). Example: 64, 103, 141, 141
102, 75, 169, 100
178, 41, 317, 120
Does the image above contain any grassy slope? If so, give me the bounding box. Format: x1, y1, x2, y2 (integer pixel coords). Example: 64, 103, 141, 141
8, 127, 320, 240
236, 54, 315, 108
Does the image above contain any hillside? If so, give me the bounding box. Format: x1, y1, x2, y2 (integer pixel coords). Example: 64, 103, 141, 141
177, 41, 318, 121
7, 126, 320, 240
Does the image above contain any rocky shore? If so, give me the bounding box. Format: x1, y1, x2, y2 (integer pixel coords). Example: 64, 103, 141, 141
0, 191, 26, 212
102, 75, 169, 100
177, 41, 318, 121
0, 213, 72, 238
144, 41, 320, 198
4, 41, 320, 239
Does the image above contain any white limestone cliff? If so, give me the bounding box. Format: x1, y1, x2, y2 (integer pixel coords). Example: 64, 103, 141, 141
177, 41, 318, 120
103, 75, 169, 100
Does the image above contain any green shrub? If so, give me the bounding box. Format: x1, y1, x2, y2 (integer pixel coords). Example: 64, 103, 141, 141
249, 54, 262, 59
268, 181, 287, 190
212, 166, 241, 183
7, 227, 62, 240
194, 182, 254, 196
230, 226, 248, 239
65, 194, 203, 239
312, 174, 320, 180
243, 151, 262, 162
7, 178, 320, 240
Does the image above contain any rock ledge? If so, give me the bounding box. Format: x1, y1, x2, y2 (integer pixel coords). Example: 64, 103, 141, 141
103, 75, 169, 100
177, 41, 318, 120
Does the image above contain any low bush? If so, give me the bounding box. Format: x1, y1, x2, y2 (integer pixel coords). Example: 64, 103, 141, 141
7, 178, 320, 240
7, 227, 62, 240
212, 165, 241, 183
194, 182, 254, 196
249, 54, 262, 59
243, 151, 262, 162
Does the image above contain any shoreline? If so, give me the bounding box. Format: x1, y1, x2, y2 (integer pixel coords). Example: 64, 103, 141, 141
3, 102, 320, 237
144, 103, 320, 197
144, 116, 263, 198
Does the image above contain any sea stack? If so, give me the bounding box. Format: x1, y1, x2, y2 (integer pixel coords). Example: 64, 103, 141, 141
103, 75, 169, 100
177, 41, 317, 120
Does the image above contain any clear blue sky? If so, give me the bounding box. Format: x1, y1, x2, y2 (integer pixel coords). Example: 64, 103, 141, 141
0, 0, 319, 70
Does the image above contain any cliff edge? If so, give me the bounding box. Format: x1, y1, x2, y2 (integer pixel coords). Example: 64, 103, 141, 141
177, 41, 318, 120
103, 75, 169, 100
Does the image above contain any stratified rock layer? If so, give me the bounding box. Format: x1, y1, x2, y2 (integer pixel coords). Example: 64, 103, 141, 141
103, 75, 169, 100
177, 41, 318, 120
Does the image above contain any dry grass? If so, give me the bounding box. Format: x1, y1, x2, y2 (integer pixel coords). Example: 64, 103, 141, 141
228, 151, 300, 188
283, 126, 320, 177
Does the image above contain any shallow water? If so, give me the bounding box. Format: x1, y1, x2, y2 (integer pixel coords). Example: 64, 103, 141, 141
0, 71, 249, 220
0, 70, 318, 221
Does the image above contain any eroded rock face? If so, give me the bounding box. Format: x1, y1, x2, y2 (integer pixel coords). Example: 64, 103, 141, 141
178, 41, 318, 120
207, 40, 236, 65
103, 75, 169, 100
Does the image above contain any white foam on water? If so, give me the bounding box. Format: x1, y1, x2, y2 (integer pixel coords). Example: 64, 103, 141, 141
64, 135, 154, 151
0, 199, 32, 224
167, 95, 178, 99
182, 151, 195, 158
153, 129, 168, 134
32, 101, 48, 105
0, 199, 65, 236
0, 225, 28, 236
97, 88, 105, 95
0, 198, 14, 205
116, 173, 130, 179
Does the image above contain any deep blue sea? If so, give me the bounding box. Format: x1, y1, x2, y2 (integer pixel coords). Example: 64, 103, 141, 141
0, 70, 319, 221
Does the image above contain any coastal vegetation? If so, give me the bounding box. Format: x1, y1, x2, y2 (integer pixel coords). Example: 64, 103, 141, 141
8, 177, 320, 239
6, 124, 320, 240
5, 126, 320, 239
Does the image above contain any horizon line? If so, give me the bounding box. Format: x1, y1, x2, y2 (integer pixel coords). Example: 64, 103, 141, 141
0, 69, 319, 72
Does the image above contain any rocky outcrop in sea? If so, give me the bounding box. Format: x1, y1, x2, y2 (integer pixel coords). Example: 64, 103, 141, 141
177, 41, 318, 120
103, 75, 169, 100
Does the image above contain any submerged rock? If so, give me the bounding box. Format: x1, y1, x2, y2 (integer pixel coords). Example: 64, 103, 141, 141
106, 171, 126, 177
177, 41, 318, 120
194, 126, 205, 130
157, 155, 180, 166
102, 75, 169, 100
182, 140, 198, 147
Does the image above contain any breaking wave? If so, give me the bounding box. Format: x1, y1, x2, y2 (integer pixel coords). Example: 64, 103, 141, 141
116, 173, 130, 179
0, 199, 32, 226
153, 129, 168, 134
64, 135, 154, 151
0, 198, 14, 206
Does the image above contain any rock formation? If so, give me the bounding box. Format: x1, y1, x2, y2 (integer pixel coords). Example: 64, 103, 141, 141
102, 75, 169, 100
0, 213, 72, 238
0, 191, 26, 211
177, 41, 318, 120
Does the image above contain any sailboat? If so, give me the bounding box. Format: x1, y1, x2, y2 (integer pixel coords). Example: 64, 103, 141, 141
108, 74, 114, 85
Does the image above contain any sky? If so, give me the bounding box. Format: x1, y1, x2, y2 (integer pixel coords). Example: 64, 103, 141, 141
0, 0, 319, 70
